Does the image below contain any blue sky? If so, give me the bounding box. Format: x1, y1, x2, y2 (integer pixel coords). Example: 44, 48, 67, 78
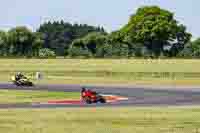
1, 0, 199, 38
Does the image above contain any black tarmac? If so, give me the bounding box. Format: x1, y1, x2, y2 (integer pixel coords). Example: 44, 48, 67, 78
0, 83, 200, 108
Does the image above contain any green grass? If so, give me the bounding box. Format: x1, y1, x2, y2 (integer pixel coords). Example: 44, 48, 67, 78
0, 89, 80, 104
1, 107, 200, 133
1, 59, 199, 72
1, 59, 200, 85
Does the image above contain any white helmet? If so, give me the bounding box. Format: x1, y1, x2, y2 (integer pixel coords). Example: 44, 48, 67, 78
17, 72, 22, 75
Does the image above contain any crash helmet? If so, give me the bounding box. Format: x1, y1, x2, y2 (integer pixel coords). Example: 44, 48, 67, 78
81, 87, 86, 92
16, 72, 22, 76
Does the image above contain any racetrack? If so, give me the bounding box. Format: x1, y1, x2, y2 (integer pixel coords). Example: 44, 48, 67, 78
1, 83, 200, 108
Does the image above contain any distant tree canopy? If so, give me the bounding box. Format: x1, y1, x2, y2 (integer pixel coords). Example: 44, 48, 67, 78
0, 30, 8, 56
0, 6, 198, 58
5, 26, 43, 57
37, 21, 106, 56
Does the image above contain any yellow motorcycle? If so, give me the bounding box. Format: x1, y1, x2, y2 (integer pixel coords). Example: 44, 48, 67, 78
11, 76, 34, 87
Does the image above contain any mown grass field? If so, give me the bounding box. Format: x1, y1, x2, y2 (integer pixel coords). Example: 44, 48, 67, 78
1, 59, 200, 85
1, 107, 200, 133
0, 89, 79, 104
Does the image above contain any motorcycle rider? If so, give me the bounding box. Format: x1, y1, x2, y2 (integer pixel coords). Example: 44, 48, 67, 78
81, 87, 97, 98
15, 72, 26, 81
81, 87, 106, 104
12, 72, 33, 86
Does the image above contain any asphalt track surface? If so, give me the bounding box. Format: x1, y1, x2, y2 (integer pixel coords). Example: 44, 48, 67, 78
1, 83, 200, 108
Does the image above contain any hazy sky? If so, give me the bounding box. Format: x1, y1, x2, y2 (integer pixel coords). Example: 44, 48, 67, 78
0, 0, 199, 38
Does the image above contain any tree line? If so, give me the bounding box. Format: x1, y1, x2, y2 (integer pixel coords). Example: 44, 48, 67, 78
0, 6, 200, 58
0, 21, 105, 57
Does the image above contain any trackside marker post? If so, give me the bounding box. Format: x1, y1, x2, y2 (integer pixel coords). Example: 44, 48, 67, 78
36, 72, 43, 80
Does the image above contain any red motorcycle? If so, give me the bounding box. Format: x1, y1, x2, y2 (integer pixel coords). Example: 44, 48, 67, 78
81, 88, 106, 104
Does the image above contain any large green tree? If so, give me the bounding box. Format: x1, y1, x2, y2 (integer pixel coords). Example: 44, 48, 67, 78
179, 38, 200, 58
68, 32, 107, 57
8, 26, 34, 56
32, 32, 44, 56
0, 31, 8, 56
121, 6, 191, 57
190, 38, 200, 57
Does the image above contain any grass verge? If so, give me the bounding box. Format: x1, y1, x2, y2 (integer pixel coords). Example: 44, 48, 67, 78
35, 77, 200, 86
1, 107, 200, 133
0, 89, 80, 104
1, 59, 200, 85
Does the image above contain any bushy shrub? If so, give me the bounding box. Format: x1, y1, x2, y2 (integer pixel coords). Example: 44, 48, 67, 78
95, 43, 112, 58
68, 46, 92, 58
110, 43, 129, 57
38, 48, 56, 58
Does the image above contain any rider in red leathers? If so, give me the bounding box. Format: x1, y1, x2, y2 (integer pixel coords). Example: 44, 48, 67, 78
81, 87, 106, 104
81, 87, 94, 99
